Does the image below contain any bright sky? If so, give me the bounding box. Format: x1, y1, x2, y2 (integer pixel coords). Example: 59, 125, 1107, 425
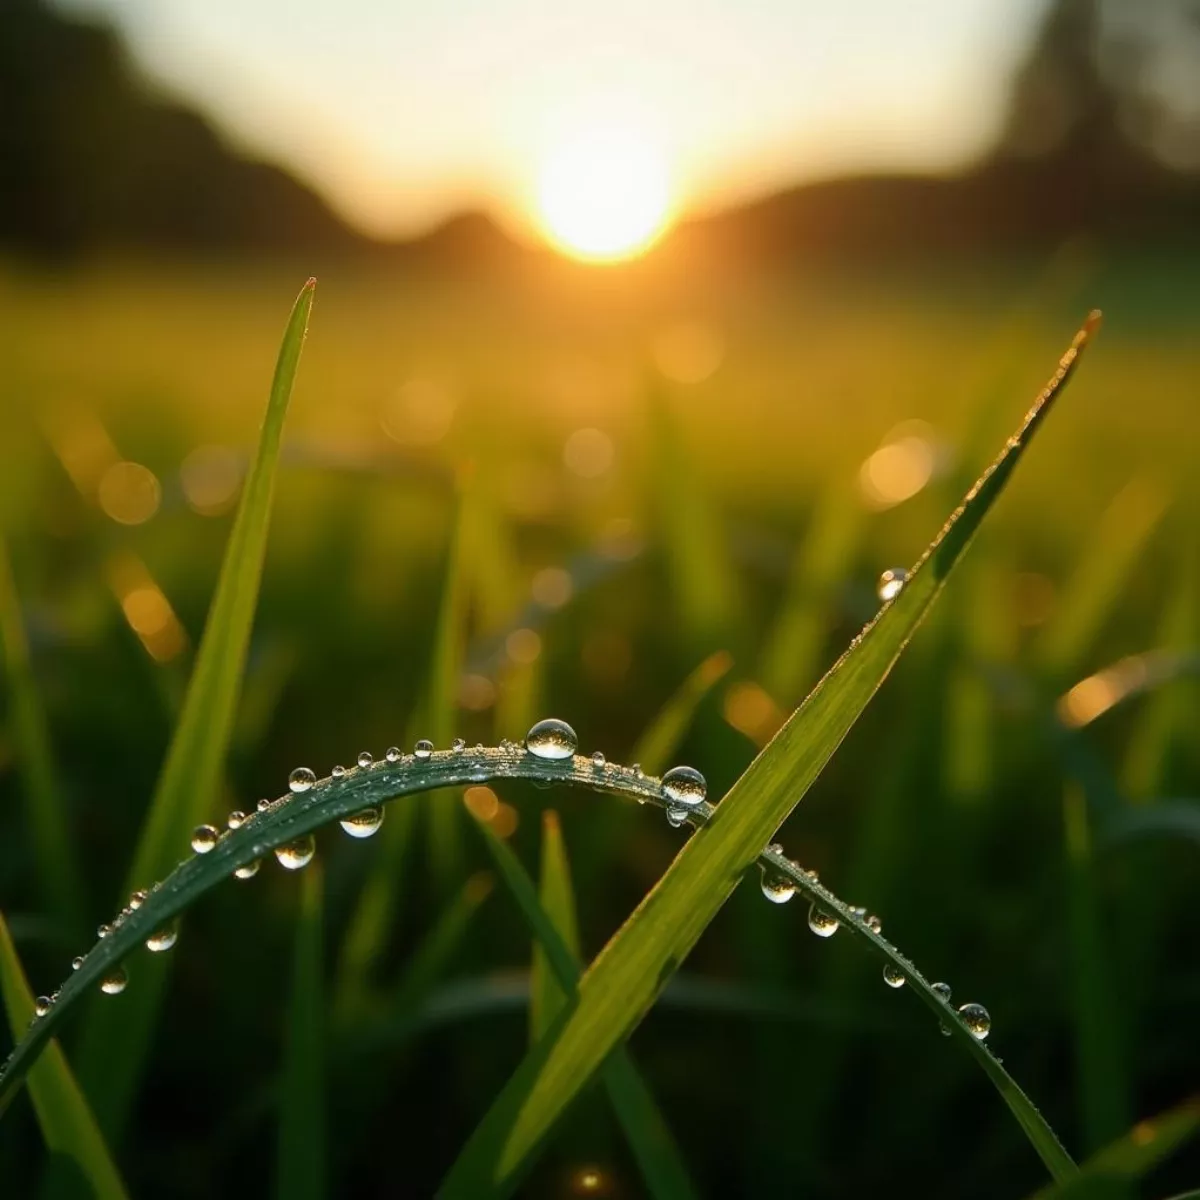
59, 0, 1048, 244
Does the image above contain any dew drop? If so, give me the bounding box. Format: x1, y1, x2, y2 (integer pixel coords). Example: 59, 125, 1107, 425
357, 751, 373, 769
866, 914, 883, 934
385, 747, 401, 763
275, 835, 316, 870
499, 738, 516, 752
97, 923, 111, 939
129, 889, 148, 910
525, 718, 578, 760
257, 799, 271, 812
883, 964, 906, 989
288, 767, 316, 793
100, 966, 128, 995
340, 807, 384, 839
190, 824, 219, 853
234, 859, 261, 880
957, 1002, 991, 1040
665, 805, 690, 828
759, 866, 796, 904
146, 922, 178, 953
452, 737, 466, 752
633, 763, 644, 778
877, 567, 908, 602
34, 996, 51, 1017
414, 739, 434, 759
807, 904, 839, 938
661, 765, 706, 808
72, 956, 84, 971
332, 765, 347, 778
931, 981, 952, 1003
591, 750, 606, 768
227, 810, 246, 830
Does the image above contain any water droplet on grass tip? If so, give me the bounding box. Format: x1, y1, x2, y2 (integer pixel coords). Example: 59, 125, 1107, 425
661, 765, 706, 808
340, 807, 384, 839
275, 835, 316, 870
357, 751, 373, 769
146, 923, 178, 953
525, 718, 578, 760
760, 867, 796, 904
414, 739, 433, 759
883, 964, 906, 988
234, 859, 261, 880
191, 825, 219, 853
288, 767, 316, 793
227, 811, 245, 829
807, 905, 839, 938
385, 747, 401, 763
877, 567, 908, 602
100, 966, 128, 995
34, 996, 51, 1017
958, 1002, 991, 1040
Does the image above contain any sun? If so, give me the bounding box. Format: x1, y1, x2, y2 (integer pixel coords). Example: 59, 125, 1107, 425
536, 126, 673, 262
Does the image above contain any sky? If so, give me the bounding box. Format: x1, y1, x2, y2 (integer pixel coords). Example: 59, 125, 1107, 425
59, 0, 1049, 242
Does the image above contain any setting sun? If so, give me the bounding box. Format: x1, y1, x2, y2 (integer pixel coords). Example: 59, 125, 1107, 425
536, 127, 673, 262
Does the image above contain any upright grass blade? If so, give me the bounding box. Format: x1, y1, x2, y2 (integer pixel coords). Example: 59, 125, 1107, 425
77, 278, 315, 1138
530, 812, 580, 1044
0, 915, 127, 1200
276, 865, 326, 1200
473, 813, 697, 1200
630, 650, 733, 777
441, 313, 1100, 1196
0, 537, 84, 933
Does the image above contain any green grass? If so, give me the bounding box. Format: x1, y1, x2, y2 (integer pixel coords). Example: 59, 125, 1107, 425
0, 255, 1197, 1197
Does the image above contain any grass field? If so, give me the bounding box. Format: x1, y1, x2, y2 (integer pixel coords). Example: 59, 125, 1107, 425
0, 249, 1197, 1197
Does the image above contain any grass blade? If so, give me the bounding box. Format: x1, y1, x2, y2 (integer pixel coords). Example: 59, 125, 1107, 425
0, 537, 84, 932
76, 278, 316, 1138
0, 914, 127, 1199
441, 313, 1100, 1196
276, 864, 326, 1200
631, 650, 733, 777
530, 812, 580, 1044
473, 812, 698, 1200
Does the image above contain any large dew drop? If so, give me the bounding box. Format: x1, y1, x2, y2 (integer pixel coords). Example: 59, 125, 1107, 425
414, 739, 434, 759
357, 751, 373, 769
807, 904, 839, 938
226, 811, 246, 830
34, 996, 51, 1018
525, 718, 578, 760
275, 835, 316, 871
759, 866, 796, 905
883, 964, 906, 989
146, 923, 179, 953
100, 966, 128, 995
385, 747, 401, 763
661, 765, 706, 808
877, 568, 908, 602
190, 825, 219, 854
957, 1002, 991, 1040
288, 767, 316, 793
340, 807, 384, 839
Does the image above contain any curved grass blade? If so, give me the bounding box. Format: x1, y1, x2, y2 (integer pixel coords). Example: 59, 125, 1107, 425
276, 864, 326, 1200
631, 650, 733, 777
0, 537, 84, 933
76, 278, 316, 1138
0, 914, 127, 1199
474, 811, 697, 1200
441, 313, 1101, 1196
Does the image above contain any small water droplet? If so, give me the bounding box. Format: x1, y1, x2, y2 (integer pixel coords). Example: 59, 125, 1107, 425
931, 981, 952, 1003
129, 889, 148, 910
234, 859, 261, 880
34, 996, 51, 1017
275, 835, 316, 870
591, 750, 606, 768
332, 764, 347, 778
807, 904, 839, 938
877, 567, 908, 602
257, 799, 271, 812
288, 767, 316, 793
190, 824, 219, 854
883, 964, 906, 989
414, 739, 434, 759
146, 922, 178, 953
866, 914, 883, 934
759, 866, 796, 904
499, 738, 516, 752
72, 956, 84, 971
804, 868, 819, 882
452, 737, 466, 752
661, 765, 706, 808
957, 1002, 991, 1040
340, 807, 384, 839
633, 763, 644, 778
385, 746, 401, 763
357, 751, 373, 769
99, 966, 128, 995
525, 718, 578, 760
227, 810, 246, 830
97, 923, 111, 939
848, 905, 867, 919
665, 805, 690, 828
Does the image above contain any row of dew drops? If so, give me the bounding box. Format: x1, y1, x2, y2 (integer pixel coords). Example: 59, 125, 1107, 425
25, 579, 991, 1048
